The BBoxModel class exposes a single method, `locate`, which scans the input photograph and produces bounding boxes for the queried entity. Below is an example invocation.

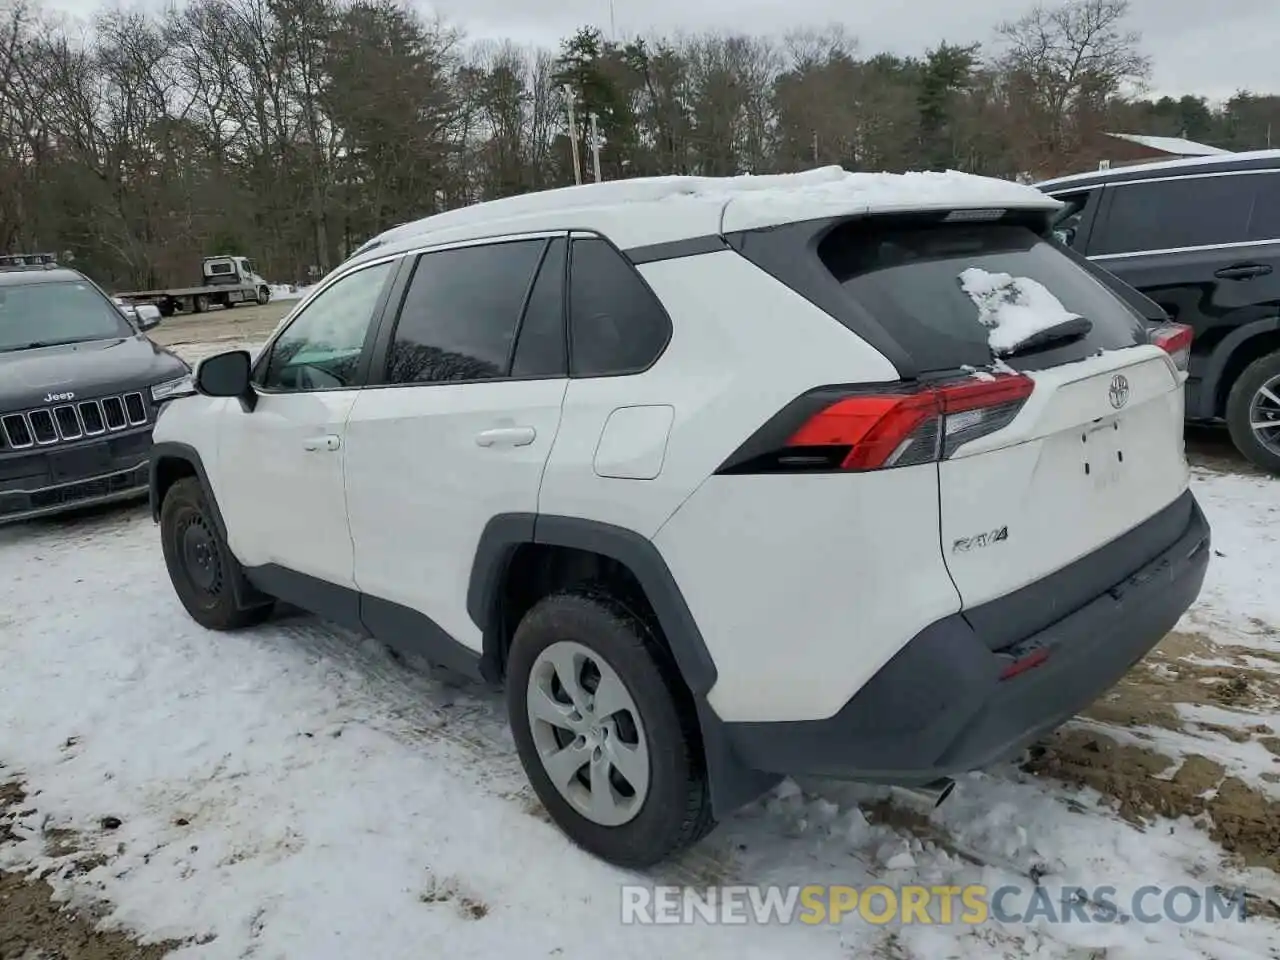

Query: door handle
[302,434,341,452]
[1214,263,1272,280]
[475,426,536,448]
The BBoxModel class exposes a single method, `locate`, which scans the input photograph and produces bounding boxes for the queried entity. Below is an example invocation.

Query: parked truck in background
[116,256,271,317]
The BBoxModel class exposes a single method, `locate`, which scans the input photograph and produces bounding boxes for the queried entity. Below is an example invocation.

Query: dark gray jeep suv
[0,254,192,523]
[1037,149,1280,471]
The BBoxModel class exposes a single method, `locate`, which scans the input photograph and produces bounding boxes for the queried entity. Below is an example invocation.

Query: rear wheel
[160,477,274,630]
[1226,352,1280,473]
[506,587,713,867]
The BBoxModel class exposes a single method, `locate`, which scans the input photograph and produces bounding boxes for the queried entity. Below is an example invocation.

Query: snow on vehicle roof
[352,166,1060,261]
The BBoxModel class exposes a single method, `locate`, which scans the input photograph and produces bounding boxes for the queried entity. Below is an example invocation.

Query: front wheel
[1226,352,1280,473]
[506,587,713,868]
[257,285,270,305]
[160,477,274,630]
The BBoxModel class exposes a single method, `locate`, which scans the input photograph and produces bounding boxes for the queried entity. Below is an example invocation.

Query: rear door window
[819,221,1147,373]
[1090,175,1255,255]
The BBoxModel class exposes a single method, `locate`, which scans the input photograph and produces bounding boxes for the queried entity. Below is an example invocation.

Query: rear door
[817,218,1188,612]
[343,234,569,653]
[1080,170,1280,416]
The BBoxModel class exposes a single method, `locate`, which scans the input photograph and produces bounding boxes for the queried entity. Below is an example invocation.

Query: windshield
[0,280,133,352]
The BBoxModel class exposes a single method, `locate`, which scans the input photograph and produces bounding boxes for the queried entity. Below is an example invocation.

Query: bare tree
[996,0,1150,168]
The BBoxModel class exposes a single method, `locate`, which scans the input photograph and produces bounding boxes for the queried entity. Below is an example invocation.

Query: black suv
[1037,149,1280,470]
[0,254,192,523]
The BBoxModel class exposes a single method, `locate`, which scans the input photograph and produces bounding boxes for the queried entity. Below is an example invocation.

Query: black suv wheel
[1226,352,1280,472]
[160,477,274,629]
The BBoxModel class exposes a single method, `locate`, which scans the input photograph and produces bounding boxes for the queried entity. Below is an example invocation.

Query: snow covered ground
[0,434,1277,957]
[268,284,309,301]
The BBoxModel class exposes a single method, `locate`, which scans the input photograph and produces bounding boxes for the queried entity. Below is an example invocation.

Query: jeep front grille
[1,391,149,449]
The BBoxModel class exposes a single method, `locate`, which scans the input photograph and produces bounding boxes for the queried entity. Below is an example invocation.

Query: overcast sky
[47,0,1279,104]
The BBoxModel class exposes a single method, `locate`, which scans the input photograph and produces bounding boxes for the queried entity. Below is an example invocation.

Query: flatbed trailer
[117,255,271,317]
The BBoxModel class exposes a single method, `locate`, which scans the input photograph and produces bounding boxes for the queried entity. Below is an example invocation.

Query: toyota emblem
[1108,374,1130,409]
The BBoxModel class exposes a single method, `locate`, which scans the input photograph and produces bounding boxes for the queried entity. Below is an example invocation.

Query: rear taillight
[719,373,1034,474]
[1150,322,1193,372]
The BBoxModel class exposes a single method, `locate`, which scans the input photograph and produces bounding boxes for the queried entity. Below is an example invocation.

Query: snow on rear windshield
[958,267,1082,355]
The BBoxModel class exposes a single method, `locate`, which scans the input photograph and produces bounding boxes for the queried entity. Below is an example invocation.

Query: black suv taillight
[717,373,1034,474]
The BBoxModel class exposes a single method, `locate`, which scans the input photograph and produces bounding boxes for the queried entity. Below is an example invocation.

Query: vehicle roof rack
[0,252,59,271]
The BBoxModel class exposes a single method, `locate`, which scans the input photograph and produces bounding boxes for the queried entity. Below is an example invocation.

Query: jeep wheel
[160,477,274,630]
[1226,352,1280,473]
[506,588,713,868]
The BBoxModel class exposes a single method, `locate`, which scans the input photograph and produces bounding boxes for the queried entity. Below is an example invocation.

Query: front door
[215,258,398,596]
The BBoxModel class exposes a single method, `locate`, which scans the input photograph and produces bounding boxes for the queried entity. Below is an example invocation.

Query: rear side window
[820,222,1146,372]
[386,239,544,384]
[1246,172,1280,242]
[568,237,670,376]
[1090,175,1254,255]
[1049,191,1093,249]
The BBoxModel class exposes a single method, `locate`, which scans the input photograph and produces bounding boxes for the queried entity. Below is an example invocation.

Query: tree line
[0,0,1276,290]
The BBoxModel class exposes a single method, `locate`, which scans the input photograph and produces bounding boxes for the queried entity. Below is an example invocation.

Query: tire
[1225,351,1280,473]
[257,286,270,305]
[193,294,209,314]
[159,477,274,630]
[506,586,714,868]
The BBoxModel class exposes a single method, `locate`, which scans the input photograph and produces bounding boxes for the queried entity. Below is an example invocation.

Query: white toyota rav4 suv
[150,167,1210,868]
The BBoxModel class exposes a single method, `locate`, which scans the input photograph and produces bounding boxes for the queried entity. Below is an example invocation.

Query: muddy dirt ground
[0,782,179,960]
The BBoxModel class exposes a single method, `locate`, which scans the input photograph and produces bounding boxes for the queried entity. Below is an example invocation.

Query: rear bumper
[724,490,1210,784]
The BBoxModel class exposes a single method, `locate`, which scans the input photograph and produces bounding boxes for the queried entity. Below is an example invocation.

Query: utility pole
[589,113,603,182]
[812,131,819,165]
[564,85,582,185]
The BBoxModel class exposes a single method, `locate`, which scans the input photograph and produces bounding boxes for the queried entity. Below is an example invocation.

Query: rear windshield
[818,222,1146,372]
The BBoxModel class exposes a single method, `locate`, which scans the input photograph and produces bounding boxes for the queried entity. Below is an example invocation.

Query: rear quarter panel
[536,249,901,536]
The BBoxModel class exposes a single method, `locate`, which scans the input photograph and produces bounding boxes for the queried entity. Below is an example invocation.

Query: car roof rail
[0,252,59,271]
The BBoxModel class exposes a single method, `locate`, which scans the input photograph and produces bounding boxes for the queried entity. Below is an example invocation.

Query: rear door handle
[302,434,341,452]
[475,426,536,448]
[1214,263,1272,280]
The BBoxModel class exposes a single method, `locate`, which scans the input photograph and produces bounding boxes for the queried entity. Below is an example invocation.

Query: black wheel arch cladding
[150,441,272,610]
[468,513,781,816]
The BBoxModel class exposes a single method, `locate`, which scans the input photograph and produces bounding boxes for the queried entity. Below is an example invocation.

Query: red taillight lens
[1151,322,1193,372]
[783,373,1034,471]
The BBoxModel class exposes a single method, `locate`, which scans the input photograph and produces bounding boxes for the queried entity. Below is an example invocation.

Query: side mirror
[195,349,257,411]
[134,303,162,330]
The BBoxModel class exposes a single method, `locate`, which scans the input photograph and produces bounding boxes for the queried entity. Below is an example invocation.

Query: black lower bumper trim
[0,462,150,521]
[724,490,1211,785]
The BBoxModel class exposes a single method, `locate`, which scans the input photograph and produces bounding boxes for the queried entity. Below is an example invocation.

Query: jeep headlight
[151,374,194,402]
